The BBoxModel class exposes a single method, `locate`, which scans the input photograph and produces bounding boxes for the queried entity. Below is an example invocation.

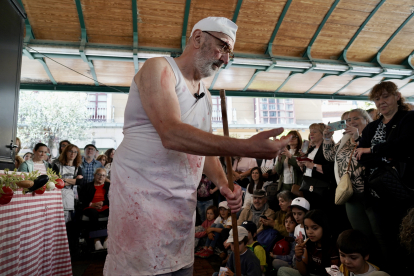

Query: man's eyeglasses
[203,31,234,59]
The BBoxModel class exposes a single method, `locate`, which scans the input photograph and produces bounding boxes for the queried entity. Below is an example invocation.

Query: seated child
[195,205,219,248]
[270,212,297,272]
[278,210,340,276]
[213,226,262,276]
[196,201,232,258]
[241,221,267,274]
[290,197,310,240]
[337,229,379,276]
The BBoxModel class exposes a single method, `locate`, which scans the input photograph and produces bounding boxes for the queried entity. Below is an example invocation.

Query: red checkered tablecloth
[0,189,72,276]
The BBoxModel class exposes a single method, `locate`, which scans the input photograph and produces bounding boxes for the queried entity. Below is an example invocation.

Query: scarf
[251,203,268,225]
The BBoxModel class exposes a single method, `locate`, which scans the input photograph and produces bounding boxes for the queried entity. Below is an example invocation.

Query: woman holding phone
[323,109,372,236]
[274,130,303,196]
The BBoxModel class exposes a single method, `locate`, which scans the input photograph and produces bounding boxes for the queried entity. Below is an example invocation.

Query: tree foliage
[17,91,91,149]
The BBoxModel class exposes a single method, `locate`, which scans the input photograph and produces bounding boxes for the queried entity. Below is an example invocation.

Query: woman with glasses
[52,144,84,223]
[323,109,372,228]
[274,130,303,195]
[80,168,110,251]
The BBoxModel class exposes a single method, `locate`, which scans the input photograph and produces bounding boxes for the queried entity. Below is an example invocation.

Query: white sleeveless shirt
[104,57,212,275]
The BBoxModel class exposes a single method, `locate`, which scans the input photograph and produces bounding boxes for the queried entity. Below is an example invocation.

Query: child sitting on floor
[196,201,232,258]
[278,210,340,276]
[241,221,267,274]
[290,197,310,240]
[195,205,218,248]
[213,226,262,276]
[337,229,379,276]
[270,212,297,272]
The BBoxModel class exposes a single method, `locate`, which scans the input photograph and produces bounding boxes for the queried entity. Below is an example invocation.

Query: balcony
[88,106,107,122]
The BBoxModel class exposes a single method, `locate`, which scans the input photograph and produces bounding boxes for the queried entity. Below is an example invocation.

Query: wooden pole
[219,89,241,276]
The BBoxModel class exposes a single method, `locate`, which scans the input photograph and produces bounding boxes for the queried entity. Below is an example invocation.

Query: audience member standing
[52,144,84,223]
[19,143,51,174]
[323,109,376,252]
[274,130,303,193]
[104,148,115,180]
[355,81,414,274]
[81,144,104,183]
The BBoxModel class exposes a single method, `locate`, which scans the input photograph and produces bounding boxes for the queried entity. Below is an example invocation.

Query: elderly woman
[354,81,413,274]
[298,123,334,210]
[323,109,372,235]
[80,168,110,251]
[261,190,295,237]
[19,143,51,174]
[52,144,84,223]
[274,130,303,194]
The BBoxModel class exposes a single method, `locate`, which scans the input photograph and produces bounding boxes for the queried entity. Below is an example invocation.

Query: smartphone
[260,215,268,220]
[297,156,313,162]
[328,120,347,132]
[301,140,310,154]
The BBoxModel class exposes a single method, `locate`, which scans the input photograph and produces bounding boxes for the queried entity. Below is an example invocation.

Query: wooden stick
[219,89,241,276]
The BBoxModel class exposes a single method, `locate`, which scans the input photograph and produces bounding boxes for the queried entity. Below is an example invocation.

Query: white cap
[291,197,310,211]
[227,226,248,243]
[219,201,229,210]
[190,17,238,42]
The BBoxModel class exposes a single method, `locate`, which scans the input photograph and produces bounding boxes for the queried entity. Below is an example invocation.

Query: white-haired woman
[323,108,372,234]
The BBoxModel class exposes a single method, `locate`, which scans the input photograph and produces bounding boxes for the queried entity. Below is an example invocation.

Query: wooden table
[0,187,72,276]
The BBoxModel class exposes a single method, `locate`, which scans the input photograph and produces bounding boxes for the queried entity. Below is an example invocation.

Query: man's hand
[220,184,242,213]
[247,128,292,159]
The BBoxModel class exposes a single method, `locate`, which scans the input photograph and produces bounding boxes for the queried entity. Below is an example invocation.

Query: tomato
[55,179,64,189]
[0,187,13,204]
[34,185,46,195]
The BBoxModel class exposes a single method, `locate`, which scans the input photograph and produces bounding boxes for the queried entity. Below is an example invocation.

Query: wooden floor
[72,253,216,276]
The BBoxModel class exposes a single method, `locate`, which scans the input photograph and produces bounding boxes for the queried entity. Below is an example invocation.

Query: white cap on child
[291,197,310,211]
[227,226,248,243]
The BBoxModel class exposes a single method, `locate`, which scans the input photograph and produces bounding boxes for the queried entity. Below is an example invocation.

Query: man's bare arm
[137,58,291,159]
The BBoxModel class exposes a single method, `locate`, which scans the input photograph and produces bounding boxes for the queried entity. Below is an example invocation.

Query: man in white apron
[104,17,291,276]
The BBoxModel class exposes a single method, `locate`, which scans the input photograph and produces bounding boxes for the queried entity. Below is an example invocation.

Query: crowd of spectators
[10,81,414,275]
[195,82,414,276]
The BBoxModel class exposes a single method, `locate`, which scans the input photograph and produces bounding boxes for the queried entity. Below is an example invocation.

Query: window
[211,96,222,122]
[88,93,107,121]
[257,97,295,124]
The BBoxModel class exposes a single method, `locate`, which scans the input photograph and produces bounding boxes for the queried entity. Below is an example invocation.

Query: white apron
[104,57,212,275]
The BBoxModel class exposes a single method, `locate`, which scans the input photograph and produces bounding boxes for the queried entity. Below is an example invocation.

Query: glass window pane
[277,99,284,104]
[268,99,275,103]
[278,104,284,109]
[263,118,269,124]
[261,104,268,109]
[288,111,294,117]
[269,111,276,117]
[88,94,96,101]
[280,111,286,117]
[280,118,286,124]
[261,98,268,102]
[285,99,293,103]
[270,118,277,124]
[287,104,293,110]
[262,111,268,116]
[269,104,276,110]
[289,118,295,124]
[98,94,107,101]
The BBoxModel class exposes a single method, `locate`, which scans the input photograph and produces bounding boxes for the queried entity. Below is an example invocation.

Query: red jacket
[195,219,215,239]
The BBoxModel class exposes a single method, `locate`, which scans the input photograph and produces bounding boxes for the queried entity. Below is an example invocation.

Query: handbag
[300,176,329,197]
[291,184,303,197]
[335,145,356,205]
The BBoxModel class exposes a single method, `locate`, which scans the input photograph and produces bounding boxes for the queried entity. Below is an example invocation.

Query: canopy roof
[17,0,414,100]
